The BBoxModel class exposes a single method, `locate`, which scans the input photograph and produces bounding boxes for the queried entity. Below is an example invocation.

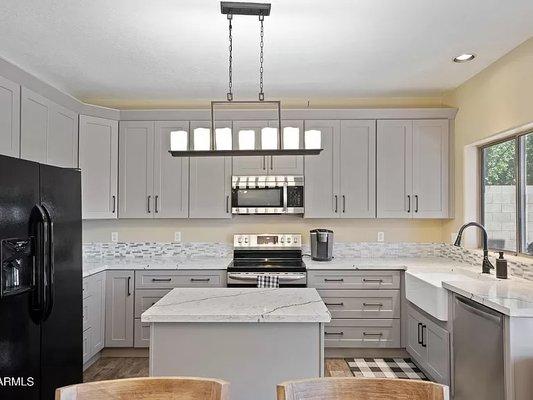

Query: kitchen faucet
[453,222,495,274]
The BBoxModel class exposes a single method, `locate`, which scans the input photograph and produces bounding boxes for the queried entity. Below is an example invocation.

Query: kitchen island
[141,288,331,400]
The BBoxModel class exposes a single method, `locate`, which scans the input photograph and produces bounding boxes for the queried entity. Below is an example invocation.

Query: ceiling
[1,0,532,108]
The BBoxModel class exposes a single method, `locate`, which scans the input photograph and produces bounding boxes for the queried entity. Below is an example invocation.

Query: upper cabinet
[79,116,118,219]
[189,121,232,219]
[20,87,78,168]
[304,120,376,219]
[232,120,304,176]
[377,119,449,219]
[119,121,189,219]
[0,75,20,158]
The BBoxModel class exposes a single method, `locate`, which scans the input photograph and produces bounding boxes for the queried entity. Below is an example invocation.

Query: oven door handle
[227,273,306,282]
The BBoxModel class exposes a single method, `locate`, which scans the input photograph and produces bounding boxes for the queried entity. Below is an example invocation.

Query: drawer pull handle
[324,278,344,282]
[325,331,344,336]
[152,278,172,282]
[190,278,211,282]
[363,302,383,307]
[362,278,384,283]
[325,302,344,307]
[363,332,383,337]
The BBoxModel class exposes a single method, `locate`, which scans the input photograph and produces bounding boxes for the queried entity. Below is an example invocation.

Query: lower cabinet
[324,319,400,348]
[105,270,135,347]
[406,304,450,385]
[82,272,106,366]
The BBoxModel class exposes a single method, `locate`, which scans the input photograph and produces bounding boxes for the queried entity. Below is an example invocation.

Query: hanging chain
[227,14,233,101]
[258,15,264,101]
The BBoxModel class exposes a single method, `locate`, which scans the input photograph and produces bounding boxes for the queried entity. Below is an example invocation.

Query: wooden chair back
[277,377,448,400]
[56,377,229,400]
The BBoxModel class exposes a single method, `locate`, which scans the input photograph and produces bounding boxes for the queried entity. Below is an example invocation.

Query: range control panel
[233,234,301,248]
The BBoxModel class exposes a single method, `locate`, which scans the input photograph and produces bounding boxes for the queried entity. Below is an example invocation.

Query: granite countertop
[303,256,477,270]
[140,288,331,323]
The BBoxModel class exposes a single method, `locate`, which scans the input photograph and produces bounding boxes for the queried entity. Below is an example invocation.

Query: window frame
[479,131,533,256]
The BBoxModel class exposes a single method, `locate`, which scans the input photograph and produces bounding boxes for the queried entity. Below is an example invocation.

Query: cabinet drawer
[324,319,401,348]
[135,289,171,318]
[318,289,400,319]
[309,270,400,289]
[134,318,150,348]
[83,279,90,299]
[82,300,90,331]
[135,270,224,289]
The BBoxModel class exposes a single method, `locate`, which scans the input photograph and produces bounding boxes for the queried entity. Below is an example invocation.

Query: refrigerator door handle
[29,204,50,323]
[41,204,54,321]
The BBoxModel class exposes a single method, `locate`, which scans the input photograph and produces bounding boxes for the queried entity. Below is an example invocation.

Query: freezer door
[39,164,83,399]
[0,155,40,400]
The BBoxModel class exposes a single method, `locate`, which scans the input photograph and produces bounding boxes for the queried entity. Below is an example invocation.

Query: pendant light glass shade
[170,130,188,151]
[238,129,256,150]
[215,127,232,150]
[193,128,211,150]
[283,127,300,150]
[261,127,278,150]
[305,129,321,150]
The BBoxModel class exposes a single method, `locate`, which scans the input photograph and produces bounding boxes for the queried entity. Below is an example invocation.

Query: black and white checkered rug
[346,358,429,380]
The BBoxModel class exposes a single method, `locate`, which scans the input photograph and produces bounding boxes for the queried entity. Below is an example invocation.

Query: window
[481,132,533,254]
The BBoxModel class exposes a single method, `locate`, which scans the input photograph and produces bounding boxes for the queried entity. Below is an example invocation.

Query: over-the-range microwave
[231,175,304,215]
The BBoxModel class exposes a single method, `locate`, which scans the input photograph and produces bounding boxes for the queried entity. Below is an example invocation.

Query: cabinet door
[20,87,49,163]
[304,120,340,218]
[189,121,232,219]
[406,309,427,364]
[48,103,78,168]
[232,120,268,175]
[89,273,106,355]
[339,120,376,218]
[412,119,449,218]
[119,121,154,218]
[269,120,304,175]
[153,121,189,218]
[79,116,118,219]
[377,120,413,218]
[425,319,450,385]
[0,75,20,157]
[82,328,92,364]
[105,271,134,347]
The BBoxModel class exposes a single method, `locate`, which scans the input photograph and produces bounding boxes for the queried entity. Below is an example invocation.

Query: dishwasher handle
[455,295,503,324]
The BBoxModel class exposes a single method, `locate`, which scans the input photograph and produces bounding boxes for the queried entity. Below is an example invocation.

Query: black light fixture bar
[220,2,271,16]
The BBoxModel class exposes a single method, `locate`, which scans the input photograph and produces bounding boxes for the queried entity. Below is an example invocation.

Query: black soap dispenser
[496,252,508,279]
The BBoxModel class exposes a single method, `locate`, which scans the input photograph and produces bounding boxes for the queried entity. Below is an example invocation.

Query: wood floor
[83,357,353,382]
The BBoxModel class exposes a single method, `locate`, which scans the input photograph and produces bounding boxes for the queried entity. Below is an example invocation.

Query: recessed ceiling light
[453,54,475,63]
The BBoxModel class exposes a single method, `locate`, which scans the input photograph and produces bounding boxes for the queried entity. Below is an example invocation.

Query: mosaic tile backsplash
[83,241,533,281]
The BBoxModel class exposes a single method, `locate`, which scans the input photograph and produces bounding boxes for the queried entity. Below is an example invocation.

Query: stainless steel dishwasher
[453,295,505,400]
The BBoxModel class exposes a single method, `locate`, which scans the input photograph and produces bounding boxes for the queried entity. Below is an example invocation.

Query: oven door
[227,272,307,287]
[231,187,284,214]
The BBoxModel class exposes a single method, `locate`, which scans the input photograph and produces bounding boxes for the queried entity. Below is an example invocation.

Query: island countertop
[141,287,331,323]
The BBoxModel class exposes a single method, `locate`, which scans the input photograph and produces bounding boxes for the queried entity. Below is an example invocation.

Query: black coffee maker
[310,229,334,261]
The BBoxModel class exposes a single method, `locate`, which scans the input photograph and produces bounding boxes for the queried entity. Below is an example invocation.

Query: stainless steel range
[227,234,307,287]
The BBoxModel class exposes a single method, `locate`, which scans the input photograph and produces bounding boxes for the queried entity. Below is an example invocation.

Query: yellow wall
[443,37,533,240]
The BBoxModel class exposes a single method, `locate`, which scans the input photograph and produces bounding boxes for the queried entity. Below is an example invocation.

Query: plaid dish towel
[257,274,279,288]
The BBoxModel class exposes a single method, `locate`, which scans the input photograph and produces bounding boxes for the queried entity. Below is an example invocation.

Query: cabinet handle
[421,324,427,347]
[334,195,338,213]
[415,195,419,213]
[112,195,116,214]
[325,331,344,336]
[152,278,172,282]
[262,156,266,170]
[417,322,422,344]
[363,332,383,337]
[363,302,383,307]
[324,278,344,282]
[127,276,131,296]
[270,156,273,170]
[147,195,151,213]
[362,278,383,283]
[342,195,346,213]
[226,195,230,213]
[155,195,159,213]
[407,195,411,213]
[190,278,211,282]
[325,302,344,307]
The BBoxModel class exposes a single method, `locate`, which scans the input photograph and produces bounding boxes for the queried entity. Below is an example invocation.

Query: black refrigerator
[0,155,82,400]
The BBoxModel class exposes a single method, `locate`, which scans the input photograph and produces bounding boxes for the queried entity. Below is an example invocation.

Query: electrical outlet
[111,232,118,243]
[174,232,181,243]
[377,232,385,242]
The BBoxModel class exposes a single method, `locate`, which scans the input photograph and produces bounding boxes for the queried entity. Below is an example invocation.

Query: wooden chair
[55,377,229,400]
[277,377,448,400]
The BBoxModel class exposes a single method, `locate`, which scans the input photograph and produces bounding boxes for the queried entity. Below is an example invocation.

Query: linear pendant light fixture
[170,1,323,157]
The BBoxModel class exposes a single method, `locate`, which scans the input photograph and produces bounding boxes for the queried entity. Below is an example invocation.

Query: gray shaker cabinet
[189,121,232,219]
[82,271,106,367]
[105,270,134,347]
[79,116,119,219]
[48,103,78,168]
[0,75,20,157]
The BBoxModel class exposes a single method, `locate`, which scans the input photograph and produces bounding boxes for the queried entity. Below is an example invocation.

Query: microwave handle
[283,183,288,213]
